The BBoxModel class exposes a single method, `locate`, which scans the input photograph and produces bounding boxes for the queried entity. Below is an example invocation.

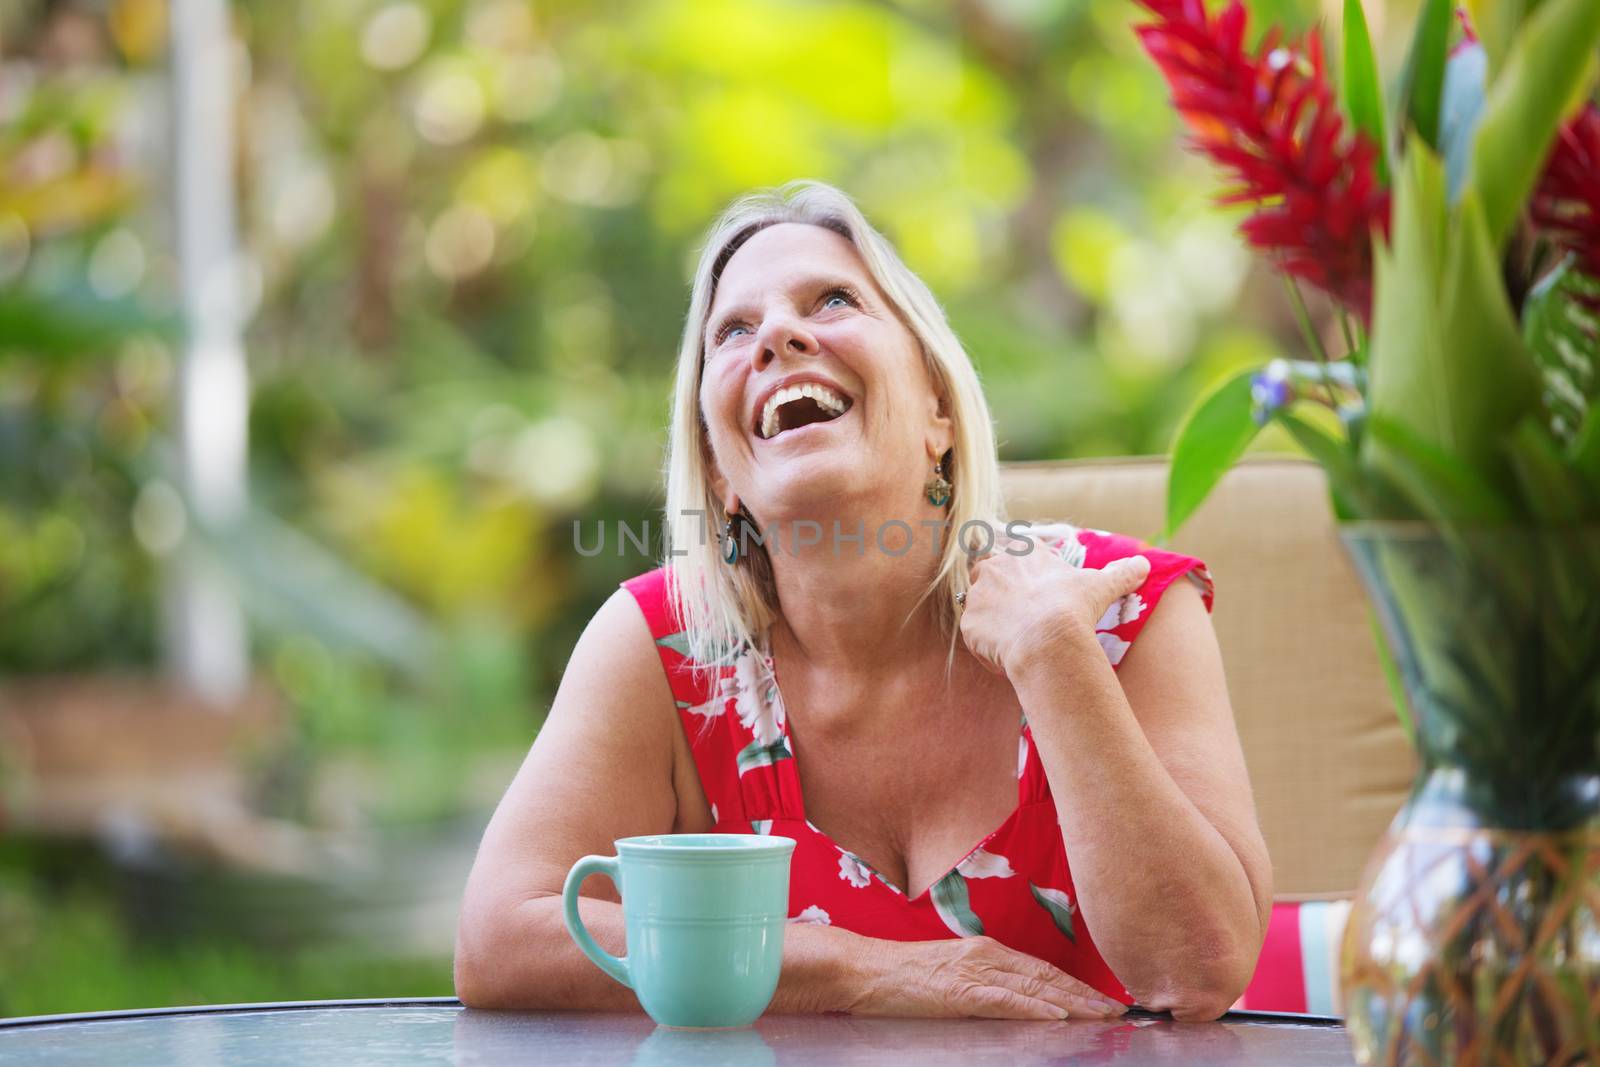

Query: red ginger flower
[1531,103,1600,284]
[1134,0,1391,326]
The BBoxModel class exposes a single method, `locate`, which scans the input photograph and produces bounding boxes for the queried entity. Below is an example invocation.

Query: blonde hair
[660,179,1008,677]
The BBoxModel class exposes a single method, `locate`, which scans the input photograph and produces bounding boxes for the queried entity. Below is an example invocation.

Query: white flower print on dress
[1025,524,1087,569]
[790,905,831,925]
[732,643,785,746]
[684,673,737,721]
[1095,592,1145,632]
[956,848,1016,880]
[1097,630,1132,666]
[1029,882,1079,943]
[711,803,719,824]
[837,849,873,889]
[1055,535,1088,569]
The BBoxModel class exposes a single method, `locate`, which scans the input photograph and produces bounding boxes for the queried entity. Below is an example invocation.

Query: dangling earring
[924,457,952,507]
[722,508,742,564]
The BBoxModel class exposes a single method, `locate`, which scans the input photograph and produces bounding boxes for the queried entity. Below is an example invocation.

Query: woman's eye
[713,288,856,347]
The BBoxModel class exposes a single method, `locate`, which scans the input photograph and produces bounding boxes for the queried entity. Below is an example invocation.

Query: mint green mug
[562,833,797,1029]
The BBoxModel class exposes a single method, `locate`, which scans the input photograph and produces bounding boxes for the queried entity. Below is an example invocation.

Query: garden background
[1,0,1388,1016]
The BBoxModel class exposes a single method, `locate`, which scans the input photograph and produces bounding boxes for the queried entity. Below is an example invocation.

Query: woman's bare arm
[454,586,670,1008]
[453,586,1126,1020]
[452,587,867,1012]
[1007,581,1272,1021]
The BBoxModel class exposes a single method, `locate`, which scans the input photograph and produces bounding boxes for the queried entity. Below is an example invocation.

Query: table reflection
[448,1007,1344,1067]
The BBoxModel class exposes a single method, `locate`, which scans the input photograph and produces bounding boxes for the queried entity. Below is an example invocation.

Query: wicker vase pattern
[1337,525,1600,1066]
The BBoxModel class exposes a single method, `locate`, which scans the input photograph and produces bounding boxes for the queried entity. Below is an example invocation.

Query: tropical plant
[1149,0,1600,536]
[1142,4,1600,1059]
[1144,0,1600,784]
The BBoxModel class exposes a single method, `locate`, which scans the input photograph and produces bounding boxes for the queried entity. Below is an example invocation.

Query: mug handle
[561,854,631,989]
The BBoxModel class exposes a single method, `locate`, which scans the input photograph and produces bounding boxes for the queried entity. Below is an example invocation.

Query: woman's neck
[759,511,952,675]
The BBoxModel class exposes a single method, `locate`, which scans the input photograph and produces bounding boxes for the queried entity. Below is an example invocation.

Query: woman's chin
[747,456,861,513]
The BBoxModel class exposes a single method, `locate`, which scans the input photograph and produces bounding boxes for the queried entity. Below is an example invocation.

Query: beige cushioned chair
[1000,454,1416,903]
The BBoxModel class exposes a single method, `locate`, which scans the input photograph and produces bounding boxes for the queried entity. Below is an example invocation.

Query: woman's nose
[750,313,817,367]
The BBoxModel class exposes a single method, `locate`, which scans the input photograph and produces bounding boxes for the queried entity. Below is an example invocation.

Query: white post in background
[166,0,250,703]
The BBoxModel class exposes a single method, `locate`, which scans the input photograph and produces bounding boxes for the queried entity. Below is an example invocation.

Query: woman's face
[699,222,951,523]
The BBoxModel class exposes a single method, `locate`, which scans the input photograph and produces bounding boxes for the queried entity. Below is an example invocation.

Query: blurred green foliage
[0,0,1347,1015]
[0,839,453,1017]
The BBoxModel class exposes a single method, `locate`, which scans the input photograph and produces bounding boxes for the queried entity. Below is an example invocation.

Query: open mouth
[754,382,854,441]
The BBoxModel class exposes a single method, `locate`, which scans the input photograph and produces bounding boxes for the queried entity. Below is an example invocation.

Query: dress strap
[619,567,802,828]
[619,567,706,707]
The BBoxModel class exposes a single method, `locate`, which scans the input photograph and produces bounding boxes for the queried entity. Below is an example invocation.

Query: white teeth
[757,382,848,439]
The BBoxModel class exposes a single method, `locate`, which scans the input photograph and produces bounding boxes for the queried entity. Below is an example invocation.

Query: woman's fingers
[952,938,1127,1020]
[958,984,1071,1021]
[987,969,1125,1019]
[994,950,1128,1017]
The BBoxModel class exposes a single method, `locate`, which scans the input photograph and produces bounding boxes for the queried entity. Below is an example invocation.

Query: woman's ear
[925,381,955,460]
[700,427,733,511]
[708,472,738,516]
[705,467,738,518]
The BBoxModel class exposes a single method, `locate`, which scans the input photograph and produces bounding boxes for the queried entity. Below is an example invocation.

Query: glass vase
[1337,523,1600,1066]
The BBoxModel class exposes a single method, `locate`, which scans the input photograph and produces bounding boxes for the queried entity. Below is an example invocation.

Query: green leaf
[1274,409,1372,520]
[0,284,168,362]
[735,738,792,775]
[1522,257,1600,444]
[1364,413,1517,523]
[655,631,692,657]
[1365,144,1541,502]
[1471,0,1600,250]
[1397,0,1453,149]
[1163,366,1264,540]
[1470,0,1533,76]
[1434,187,1544,464]
[1028,882,1077,944]
[929,870,984,938]
[1573,411,1600,496]
[1438,42,1489,202]
[1505,415,1595,521]
[1342,0,1390,183]
[1502,418,1600,662]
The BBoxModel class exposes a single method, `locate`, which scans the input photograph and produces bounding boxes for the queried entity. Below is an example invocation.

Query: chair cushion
[1231,898,1353,1016]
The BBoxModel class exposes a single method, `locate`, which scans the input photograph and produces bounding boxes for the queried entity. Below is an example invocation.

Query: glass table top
[0,999,1357,1066]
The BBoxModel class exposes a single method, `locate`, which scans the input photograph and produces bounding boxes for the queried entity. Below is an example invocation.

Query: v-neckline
[759,630,1031,902]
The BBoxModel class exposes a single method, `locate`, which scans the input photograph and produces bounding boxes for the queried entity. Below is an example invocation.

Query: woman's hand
[846,935,1129,1020]
[959,532,1151,678]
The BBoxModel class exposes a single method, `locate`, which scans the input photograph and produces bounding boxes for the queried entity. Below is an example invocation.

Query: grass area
[0,839,456,1019]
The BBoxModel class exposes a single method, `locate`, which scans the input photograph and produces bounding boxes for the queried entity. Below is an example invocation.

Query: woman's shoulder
[1019,521,1211,599]
[583,576,677,675]
[620,565,676,636]
[1014,521,1215,663]
[619,565,699,655]
[617,565,717,701]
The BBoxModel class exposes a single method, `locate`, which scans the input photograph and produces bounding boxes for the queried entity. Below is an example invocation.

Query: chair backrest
[1000,454,1416,898]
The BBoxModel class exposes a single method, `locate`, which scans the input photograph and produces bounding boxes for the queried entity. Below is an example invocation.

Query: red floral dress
[621,525,1214,1006]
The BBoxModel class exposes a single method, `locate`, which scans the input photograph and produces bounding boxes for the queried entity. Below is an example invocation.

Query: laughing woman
[454,180,1272,1022]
